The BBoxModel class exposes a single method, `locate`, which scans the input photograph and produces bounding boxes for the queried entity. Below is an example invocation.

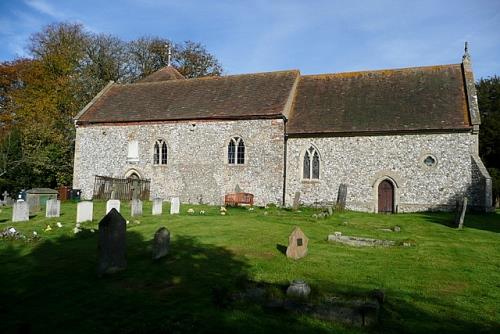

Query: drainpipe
[282,117,288,207]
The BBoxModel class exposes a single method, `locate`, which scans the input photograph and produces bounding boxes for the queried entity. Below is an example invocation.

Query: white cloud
[24,0,67,20]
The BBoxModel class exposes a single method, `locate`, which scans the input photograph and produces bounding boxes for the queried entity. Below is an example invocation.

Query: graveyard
[0,200,499,333]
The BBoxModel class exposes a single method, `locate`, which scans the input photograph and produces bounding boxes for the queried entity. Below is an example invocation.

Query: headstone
[292,192,301,210]
[27,195,40,215]
[106,199,121,214]
[45,199,61,218]
[336,184,348,210]
[152,198,163,215]
[97,208,127,276]
[152,227,170,260]
[454,197,468,229]
[110,190,117,200]
[286,280,311,299]
[76,201,93,223]
[170,197,180,214]
[12,200,29,222]
[235,184,242,193]
[130,199,142,216]
[286,227,309,260]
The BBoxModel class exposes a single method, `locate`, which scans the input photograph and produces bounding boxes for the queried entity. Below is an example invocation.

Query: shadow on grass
[418,211,500,233]
[276,244,287,255]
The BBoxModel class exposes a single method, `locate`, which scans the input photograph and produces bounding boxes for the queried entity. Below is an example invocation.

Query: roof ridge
[302,63,462,79]
[121,69,301,87]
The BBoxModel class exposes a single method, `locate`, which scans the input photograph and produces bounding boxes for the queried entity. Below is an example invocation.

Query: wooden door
[378,180,394,213]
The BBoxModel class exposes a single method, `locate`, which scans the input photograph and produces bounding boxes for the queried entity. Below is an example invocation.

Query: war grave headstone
[170,197,180,214]
[45,199,61,218]
[152,198,163,215]
[131,199,143,216]
[77,201,93,223]
[106,199,121,214]
[152,227,170,260]
[97,208,127,276]
[286,227,309,260]
[12,200,29,222]
[292,192,301,210]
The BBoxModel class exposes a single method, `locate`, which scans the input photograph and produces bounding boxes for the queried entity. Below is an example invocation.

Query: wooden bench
[224,192,254,206]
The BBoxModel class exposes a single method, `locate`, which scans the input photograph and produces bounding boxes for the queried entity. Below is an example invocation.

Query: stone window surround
[226,135,247,166]
[371,172,402,213]
[152,139,169,166]
[418,152,439,169]
[300,144,321,183]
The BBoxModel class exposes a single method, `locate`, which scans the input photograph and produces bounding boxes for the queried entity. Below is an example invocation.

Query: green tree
[476,76,500,206]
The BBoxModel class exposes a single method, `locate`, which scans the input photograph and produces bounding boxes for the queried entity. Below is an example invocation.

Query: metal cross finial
[166,43,172,66]
[463,41,471,62]
[464,41,468,54]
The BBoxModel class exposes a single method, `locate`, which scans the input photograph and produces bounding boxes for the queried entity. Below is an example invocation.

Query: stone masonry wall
[286,132,481,212]
[73,119,285,205]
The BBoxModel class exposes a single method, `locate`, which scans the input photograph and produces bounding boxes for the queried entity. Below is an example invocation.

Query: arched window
[303,146,320,179]
[228,137,245,165]
[153,140,167,165]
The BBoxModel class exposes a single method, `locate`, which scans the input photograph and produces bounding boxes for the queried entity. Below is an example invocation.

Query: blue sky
[1,0,499,79]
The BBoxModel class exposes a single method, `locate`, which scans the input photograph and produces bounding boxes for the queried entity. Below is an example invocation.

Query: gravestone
[152,227,170,260]
[286,280,311,299]
[336,184,348,211]
[27,195,40,215]
[12,200,29,222]
[235,184,242,193]
[45,199,61,218]
[292,192,301,210]
[77,201,93,223]
[131,199,142,216]
[106,199,121,214]
[454,197,468,229]
[170,197,180,214]
[286,227,309,260]
[152,198,163,215]
[97,208,127,276]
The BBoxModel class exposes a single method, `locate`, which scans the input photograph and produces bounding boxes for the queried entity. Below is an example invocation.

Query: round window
[423,155,437,167]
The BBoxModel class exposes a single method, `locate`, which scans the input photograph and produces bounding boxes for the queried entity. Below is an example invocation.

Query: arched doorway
[378,180,394,213]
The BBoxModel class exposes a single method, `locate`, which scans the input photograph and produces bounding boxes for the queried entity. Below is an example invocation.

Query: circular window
[423,155,437,168]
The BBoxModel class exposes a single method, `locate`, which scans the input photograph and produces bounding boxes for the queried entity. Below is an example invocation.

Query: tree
[174,41,223,78]
[476,76,500,207]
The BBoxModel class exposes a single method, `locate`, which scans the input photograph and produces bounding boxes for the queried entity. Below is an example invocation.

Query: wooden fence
[92,175,150,201]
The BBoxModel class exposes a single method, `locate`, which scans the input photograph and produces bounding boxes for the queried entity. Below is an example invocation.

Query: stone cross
[152,227,170,260]
[292,192,301,210]
[77,201,93,223]
[2,191,8,199]
[106,199,121,214]
[45,199,61,218]
[170,197,180,214]
[152,198,163,215]
[12,200,29,222]
[97,208,127,276]
[130,199,143,216]
[286,227,309,260]
[336,183,348,211]
[454,197,468,229]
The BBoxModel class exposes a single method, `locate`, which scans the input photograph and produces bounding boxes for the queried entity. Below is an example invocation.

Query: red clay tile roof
[77,70,299,123]
[138,66,185,82]
[287,64,471,135]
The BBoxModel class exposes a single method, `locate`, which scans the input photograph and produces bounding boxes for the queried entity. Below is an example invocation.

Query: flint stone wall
[73,119,285,206]
[286,132,490,212]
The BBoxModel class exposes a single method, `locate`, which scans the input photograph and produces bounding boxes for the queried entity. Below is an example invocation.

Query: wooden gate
[378,180,394,213]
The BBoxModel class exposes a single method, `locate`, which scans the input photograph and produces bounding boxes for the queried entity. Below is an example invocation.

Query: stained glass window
[424,156,436,167]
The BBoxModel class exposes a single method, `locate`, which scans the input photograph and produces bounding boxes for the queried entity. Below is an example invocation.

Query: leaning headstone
[97,208,127,276]
[292,192,301,210]
[286,227,309,260]
[152,227,170,260]
[106,199,121,214]
[130,199,143,216]
[170,197,180,214]
[12,200,29,222]
[45,199,61,218]
[336,183,348,211]
[152,198,163,215]
[286,280,311,299]
[77,201,93,223]
[454,197,468,229]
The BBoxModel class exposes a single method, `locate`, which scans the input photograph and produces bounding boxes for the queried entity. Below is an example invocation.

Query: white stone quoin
[106,199,121,214]
[170,197,180,214]
[76,201,93,223]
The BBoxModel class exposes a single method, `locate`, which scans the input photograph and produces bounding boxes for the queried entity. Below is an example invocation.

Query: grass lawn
[0,201,499,333]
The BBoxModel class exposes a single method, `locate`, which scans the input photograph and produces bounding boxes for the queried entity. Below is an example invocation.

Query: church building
[72,49,492,212]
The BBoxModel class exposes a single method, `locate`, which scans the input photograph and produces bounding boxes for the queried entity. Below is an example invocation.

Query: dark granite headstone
[336,184,348,211]
[97,208,127,276]
[152,227,170,260]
